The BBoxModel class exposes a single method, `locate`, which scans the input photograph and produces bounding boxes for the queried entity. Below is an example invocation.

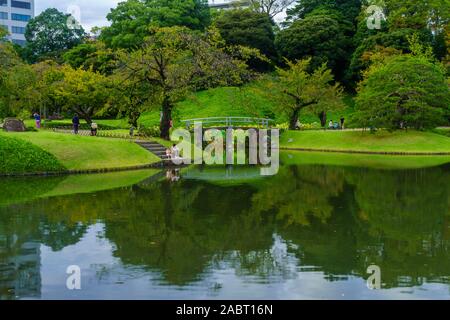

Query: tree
[214,9,277,70]
[354,53,450,130]
[266,58,343,129]
[0,41,27,118]
[62,41,117,75]
[55,66,111,124]
[101,0,211,49]
[24,8,86,62]
[285,0,362,24]
[248,0,297,18]
[346,0,448,87]
[276,9,353,82]
[117,26,257,139]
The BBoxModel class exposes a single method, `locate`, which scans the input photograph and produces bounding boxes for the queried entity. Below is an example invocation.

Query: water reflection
[0,159,449,299]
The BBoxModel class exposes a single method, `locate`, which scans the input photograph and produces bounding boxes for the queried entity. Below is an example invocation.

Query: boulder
[2,118,26,132]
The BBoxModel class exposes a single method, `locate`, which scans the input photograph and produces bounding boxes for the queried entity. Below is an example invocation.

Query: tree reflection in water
[0,162,449,298]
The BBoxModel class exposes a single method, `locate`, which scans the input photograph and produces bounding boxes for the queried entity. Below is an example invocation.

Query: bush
[354,55,450,130]
[138,126,161,137]
[0,135,65,174]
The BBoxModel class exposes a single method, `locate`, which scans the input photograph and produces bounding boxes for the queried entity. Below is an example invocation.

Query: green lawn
[280,130,450,154]
[0,134,65,174]
[24,118,130,130]
[280,151,450,169]
[0,131,160,171]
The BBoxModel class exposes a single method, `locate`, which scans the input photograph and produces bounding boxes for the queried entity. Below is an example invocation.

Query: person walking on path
[33,112,41,129]
[72,114,80,134]
[340,117,345,130]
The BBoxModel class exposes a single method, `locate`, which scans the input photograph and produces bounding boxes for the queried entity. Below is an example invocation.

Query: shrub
[0,135,65,174]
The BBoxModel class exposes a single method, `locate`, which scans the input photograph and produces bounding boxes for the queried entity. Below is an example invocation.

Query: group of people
[329,117,346,130]
[295,117,346,130]
[71,114,98,136]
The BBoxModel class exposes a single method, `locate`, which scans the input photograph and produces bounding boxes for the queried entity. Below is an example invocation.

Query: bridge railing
[181,117,274,130]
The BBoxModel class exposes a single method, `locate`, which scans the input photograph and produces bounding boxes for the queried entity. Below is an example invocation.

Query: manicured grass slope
[0,135,65,174]
[280,151,450,169]
[139,86,354,128]
[1,131,160,171]
[281,130,450,153]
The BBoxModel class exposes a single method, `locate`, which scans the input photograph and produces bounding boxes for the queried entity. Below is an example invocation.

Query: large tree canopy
[24,8,86,62]
[354,53,450,130]
[214,9,277,70]
[117,26,258,139]
[286,0,362,24]
[276,9,353,82]
[346,0,448,87]
[101,0,211,49]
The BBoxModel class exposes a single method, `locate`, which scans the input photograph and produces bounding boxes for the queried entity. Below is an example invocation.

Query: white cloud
[35,0,122,32]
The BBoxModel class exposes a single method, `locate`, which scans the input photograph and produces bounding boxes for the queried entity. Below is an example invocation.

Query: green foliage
[354,54,450,130]
[100,0,211,49]
[62,41,117,75]
[0,134,65,174]
[214,9,277,70]
[0,41,23,118]
[116,26,258,139]
[285,0,362,25]
[55,66,112,124]
[276,9,354,81]
[263,58,344,129]
[24,8,86,62]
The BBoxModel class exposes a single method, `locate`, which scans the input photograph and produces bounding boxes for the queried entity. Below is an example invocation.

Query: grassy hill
[0,134,65,174]
[0,131,160,172]
[138,86,355,128]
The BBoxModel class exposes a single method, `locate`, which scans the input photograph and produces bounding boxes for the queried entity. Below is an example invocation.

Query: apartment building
[0,0,35,46]
[208,0,250,10]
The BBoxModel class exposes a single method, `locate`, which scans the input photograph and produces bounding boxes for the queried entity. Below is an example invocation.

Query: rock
[2,118,26,132]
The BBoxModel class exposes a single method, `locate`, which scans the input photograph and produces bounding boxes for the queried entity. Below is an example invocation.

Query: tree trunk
[160,96,172,140]
[318,111,327,128]
[289,108,300,130]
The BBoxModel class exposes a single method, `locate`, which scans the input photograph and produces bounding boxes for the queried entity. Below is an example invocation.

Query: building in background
[0,0,35,46]
[208,0,250,10]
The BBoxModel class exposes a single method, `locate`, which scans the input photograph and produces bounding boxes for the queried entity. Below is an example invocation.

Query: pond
[0,152,449,300]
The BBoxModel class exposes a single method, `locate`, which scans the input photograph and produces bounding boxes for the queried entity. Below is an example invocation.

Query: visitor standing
[171,144,180,160]
[340,117,345,130]
[90,122,98,136]
[72,114,80,134]
[33,112,41,129]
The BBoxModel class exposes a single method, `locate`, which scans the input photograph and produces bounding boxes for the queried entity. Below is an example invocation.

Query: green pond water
[1,152,450,300]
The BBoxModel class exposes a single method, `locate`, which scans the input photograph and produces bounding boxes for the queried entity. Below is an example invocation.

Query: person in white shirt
[171,144,180,159]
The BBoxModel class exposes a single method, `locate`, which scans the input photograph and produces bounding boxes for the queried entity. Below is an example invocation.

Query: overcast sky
[36,1,122,32]
[35,1,286,33]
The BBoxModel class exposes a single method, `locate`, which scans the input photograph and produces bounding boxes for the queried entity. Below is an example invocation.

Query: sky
[36,0,122,32]
[35,1,287,33]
